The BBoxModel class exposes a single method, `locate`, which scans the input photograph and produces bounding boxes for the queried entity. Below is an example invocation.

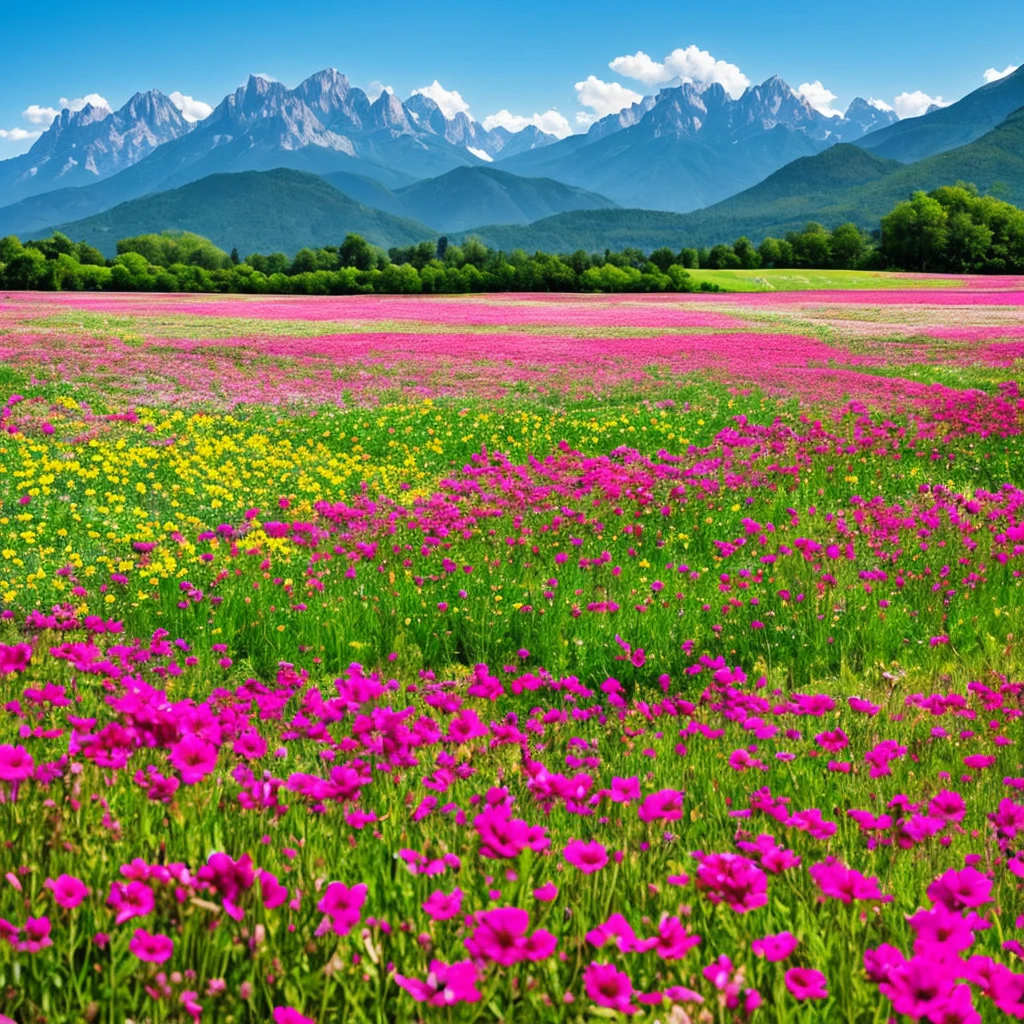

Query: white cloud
[410,80,471,119]
[893,90,949,119]
[58,93,111,113]
[466,146,493,162]
[168,91,213,123]
[21,104,59,126]
[482,108,573,139]
[984,63,1020,83]
[609,45,750,99]
[867,97,894,112]
[574,75,643,119]
[608,51,672,86]
[0,127,42,142]
[251,73,277,83]
[795,80,842,117]
[365,81,393,102]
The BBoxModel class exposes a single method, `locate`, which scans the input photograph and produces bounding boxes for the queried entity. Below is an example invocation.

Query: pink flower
[637,788,684,822]
[694,853,767,914]
[533,882,558,902]
[809,858,890,904]
[0,744,34,782]
[584,962,637,1015]
[317,882,366,935]
[927,867,992,911]
[653,916,700,961]
[18,916,52,953]
[879,957,955,1017]
[474,806,549,859]
[259,871,288,910]
[751,931,798,962]
[422,888,463,921]
[129,928,174,963]
[564,839,609,874]
[108,881,155,924]
[610,776,640,803]
[464,907,556,965]
[0,643,32,676]
[273,1009,316,1024]
[394,959,482,1006]
[44,874,89,909]
[169,735,218,785]
[785,967,828,1001]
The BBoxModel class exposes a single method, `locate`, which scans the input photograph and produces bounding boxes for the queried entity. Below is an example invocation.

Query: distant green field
[687,268,973,292]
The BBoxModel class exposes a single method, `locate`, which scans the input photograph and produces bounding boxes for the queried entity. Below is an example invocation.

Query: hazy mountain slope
[459,108,1024,250]
[858,65,1024,162]
[48,169,436,256]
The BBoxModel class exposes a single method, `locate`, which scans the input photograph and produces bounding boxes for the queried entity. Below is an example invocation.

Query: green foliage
[881,185,1024,272]
[116,231,231,270]
[6,182,1024,297]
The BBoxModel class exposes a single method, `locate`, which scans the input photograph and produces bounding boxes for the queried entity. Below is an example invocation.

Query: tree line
[1,184,1020,295]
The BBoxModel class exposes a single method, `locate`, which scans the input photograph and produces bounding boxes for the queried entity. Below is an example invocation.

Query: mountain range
[496,79,897,212]
[0,67,899,234]
[453,106,1024,252]
[1,63,1022,255]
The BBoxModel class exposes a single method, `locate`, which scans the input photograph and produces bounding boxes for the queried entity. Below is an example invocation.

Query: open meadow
[1,281,1024,1023]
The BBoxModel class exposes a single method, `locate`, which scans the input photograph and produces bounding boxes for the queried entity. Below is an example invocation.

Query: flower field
[1,283,1023,1023]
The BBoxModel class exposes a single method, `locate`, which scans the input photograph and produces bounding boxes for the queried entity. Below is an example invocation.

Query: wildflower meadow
[0,280,1023,1023]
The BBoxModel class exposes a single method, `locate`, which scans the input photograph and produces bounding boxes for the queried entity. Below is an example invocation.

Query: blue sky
[1,0,1021,153]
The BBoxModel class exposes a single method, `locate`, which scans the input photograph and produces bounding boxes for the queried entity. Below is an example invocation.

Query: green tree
[881,192,949,271]
[339,234,374,271]
[1,247,48,288]
[677,248,699,269]
[705,244,740,270]
[944,212,993,271]
[829,223,867,269]
[788,223,832,268]
[732,237,760,270]
[648,247,678,272]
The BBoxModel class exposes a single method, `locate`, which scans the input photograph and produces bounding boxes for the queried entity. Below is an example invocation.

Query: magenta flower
[108,881,155,924]
[394,959,482,1006]
[653,916,701,961]
[564,839,609,874]
[609,776,640,803]
[785,967,828,1001]
[317,881,366,935]
[694,853,768,914]
[878,957,955,1017]
[927,867,992,910]
[751,931,798,962]
[422,888,463,921]
[809,858,890,904]
[0,643,32,676]
[584,962,637,1015]
[474,806,549,859]
[637,788,684,822]
[129,928,174,963]
[18,916,52,953]
[464,907,556,965]
[259,871,288,910]
[0,744,34,782]
[272,1008,316,1024]
[533,882,558,901]
[44,874,89,909]
[169,735,218,785]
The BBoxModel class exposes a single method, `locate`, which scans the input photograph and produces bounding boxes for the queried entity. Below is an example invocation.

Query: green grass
[686,268,970,292]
